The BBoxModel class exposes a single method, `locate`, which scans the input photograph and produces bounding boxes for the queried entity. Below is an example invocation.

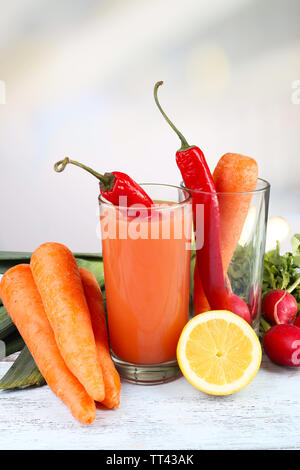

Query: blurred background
[0,0,299,252]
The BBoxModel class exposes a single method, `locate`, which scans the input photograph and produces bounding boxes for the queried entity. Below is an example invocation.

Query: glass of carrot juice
[99,184,192,384]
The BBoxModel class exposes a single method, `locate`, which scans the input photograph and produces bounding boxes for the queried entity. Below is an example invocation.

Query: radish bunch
[262,277,300,367]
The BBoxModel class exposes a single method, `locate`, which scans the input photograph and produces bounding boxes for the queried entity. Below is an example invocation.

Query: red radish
[231,294,251,324]
[262,290,298,325]
[294,316,300,328]
[225,275,251,324]
[263,324,300,367]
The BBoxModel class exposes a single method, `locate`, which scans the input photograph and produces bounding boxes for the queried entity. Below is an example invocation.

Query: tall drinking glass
[99,184,192,384]
[184,178,270,333]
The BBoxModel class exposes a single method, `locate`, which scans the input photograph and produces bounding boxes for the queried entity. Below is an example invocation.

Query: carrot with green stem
[79,267,121,409]
[30,242,105,402]
[0,264,96,424]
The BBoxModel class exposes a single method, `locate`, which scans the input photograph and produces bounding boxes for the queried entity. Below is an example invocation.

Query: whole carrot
[79,267,121,409]
[213,153,258,272]
[0,265,96,424]
[30,242,105,402]
[194,153,258,314]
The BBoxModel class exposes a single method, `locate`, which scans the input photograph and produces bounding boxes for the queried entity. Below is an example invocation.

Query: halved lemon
[177,310,262,395]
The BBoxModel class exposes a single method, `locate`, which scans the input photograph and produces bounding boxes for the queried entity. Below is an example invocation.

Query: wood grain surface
[0,355,299,450]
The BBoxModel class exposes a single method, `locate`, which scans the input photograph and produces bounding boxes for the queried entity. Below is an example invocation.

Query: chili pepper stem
[54,157,114,191]
[154,81,191,152]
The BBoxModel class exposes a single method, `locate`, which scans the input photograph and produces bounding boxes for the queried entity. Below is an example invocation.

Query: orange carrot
[213,153,258,272]
[30,242,105,402]
[0,264,96,424]
[194,153,258,314]
[79,267,121,409]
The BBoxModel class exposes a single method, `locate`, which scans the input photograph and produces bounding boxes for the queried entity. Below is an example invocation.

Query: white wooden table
[0,355,299,450]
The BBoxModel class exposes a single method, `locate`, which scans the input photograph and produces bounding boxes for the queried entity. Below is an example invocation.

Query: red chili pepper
[154,81,230,310]
[54,158,153,207]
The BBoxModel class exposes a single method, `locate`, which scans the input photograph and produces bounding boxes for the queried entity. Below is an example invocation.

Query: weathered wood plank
[0,356,299,450]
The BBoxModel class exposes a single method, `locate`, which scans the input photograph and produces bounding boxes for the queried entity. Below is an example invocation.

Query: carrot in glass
[79,267,121,409]
[30,242,105,402]
[0,264,96,424]
[194,153,258,314]
[213,153,258,272]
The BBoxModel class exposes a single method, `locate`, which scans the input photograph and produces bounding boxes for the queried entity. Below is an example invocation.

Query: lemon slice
[177,310,262,395]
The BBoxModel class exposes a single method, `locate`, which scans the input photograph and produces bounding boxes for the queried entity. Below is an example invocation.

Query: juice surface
[101,201,192,364]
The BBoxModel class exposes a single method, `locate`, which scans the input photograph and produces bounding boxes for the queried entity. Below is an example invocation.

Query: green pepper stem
[154,81,190,151]
[54,157,114,190]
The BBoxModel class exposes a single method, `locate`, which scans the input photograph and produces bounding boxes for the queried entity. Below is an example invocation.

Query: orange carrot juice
[100,185,192,366]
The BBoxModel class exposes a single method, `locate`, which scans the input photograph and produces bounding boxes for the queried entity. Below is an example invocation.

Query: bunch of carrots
[0,242,121,424]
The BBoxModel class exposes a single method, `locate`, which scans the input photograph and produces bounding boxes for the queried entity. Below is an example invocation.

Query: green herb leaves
[263,234,300,308]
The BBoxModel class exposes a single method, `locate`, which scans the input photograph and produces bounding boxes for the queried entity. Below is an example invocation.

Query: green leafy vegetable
[291,234,300,267]
[227,242,255,301]
[263,234,300,306]
[0,346,45,390]
[0,251,102,274]
[0,305,16,340]
[3,331,25,357]
[76,258,105,289]
[260,234,300,336]
[226,234,300,337]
